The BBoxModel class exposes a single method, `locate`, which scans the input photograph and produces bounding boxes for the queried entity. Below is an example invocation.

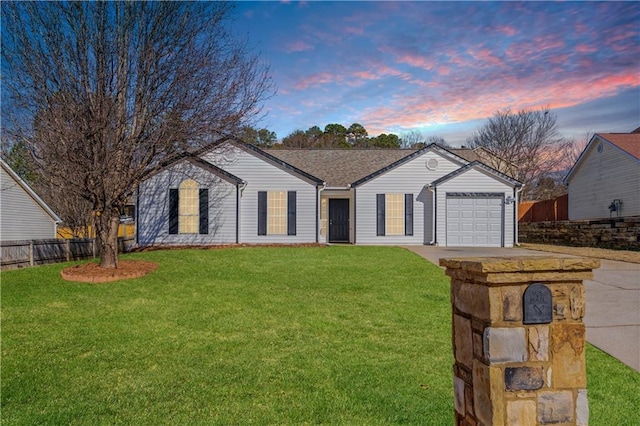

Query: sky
[234,1,640,146]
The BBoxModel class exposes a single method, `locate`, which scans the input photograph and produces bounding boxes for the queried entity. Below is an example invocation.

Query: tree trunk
[94,211,120,269]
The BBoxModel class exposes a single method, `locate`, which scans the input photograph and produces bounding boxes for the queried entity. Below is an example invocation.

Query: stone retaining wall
[519,216,640,250]
[441,256,599,426]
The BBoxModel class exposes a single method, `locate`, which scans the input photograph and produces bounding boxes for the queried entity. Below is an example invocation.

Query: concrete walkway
[403,245,640,372]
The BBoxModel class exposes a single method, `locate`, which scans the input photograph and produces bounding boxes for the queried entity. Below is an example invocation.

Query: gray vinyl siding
[1,166,58,241]
[435,168,515,247]
[202,145,318,243]
[137,161,237,246]
[567,139,640,220]
[355,151,463,245]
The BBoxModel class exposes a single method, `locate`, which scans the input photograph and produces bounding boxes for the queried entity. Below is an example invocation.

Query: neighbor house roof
[597,133,640,160]
[563,132,640,184]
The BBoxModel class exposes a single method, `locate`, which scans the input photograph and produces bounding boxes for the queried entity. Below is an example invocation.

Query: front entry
[328,199,350,243]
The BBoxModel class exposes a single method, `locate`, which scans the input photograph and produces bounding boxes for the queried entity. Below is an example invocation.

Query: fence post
[92,239,96,259]
[29,241,34,266]
[66,239,71,262]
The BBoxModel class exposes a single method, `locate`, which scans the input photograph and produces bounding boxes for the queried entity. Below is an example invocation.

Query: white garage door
[446,195,503,247]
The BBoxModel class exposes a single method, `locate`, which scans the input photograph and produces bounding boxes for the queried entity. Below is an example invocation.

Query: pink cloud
[437,66,451,76]
[285,41,314,53]
[396,53,435,71]
[357,70,639,136]
[533,35,565,51]
[345,27,365,36]
[494,25,518,36]
[575,44,597,54]
[351,63,412,82]
[293,72,340,90]
[467,47,503,68]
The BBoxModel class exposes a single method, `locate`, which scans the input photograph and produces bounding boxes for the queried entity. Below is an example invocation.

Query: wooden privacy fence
[1,237,135,270]
[519,194,568,223]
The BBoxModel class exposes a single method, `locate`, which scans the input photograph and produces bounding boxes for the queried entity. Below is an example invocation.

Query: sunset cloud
[235,1,639,142]
[284,40,314,53]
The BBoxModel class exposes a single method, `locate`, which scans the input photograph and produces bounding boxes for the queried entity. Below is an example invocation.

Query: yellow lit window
[386,193,404,235]
[179,179,199,234]
[268,191,287,235]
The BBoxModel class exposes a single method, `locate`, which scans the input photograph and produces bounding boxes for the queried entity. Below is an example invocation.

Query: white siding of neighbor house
[1,165,58,241]
[355,150,465,245]
[137,161,238,246]
[567,139,640,220]
[202,144,318,243]
[434,168,516,247]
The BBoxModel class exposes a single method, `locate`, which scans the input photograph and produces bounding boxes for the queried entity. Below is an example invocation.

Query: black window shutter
[287,191,297,236]
[258,191,267,236]
[376,194,385,236]
[199,188,209,234]
[405,193,414,236]
[169,189,179,234]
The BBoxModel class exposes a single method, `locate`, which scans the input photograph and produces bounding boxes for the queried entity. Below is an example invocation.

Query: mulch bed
[61,260,159,283]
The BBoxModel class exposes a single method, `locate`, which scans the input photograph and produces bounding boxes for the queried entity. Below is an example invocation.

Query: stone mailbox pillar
[440,257,599,426]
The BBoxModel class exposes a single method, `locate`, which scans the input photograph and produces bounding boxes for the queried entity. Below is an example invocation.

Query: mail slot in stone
[523,283,552,324]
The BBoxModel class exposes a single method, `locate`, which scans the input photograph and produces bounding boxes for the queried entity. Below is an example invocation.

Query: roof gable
[144,154,245,185]
[430,161,522,188]
[564,133,640,183]
[0,159,61,222]
[597,133,640,160]
[351,144,471,187]
[207,139,325,185]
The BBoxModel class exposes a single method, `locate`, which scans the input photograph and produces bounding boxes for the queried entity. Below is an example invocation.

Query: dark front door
[329,199,350,243]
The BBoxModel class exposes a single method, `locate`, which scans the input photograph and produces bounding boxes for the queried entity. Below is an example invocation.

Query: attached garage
[430,161,522,248]
[446,193,503,247]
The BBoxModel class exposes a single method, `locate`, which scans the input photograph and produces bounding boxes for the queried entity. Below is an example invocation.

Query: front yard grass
[1,246,638,425]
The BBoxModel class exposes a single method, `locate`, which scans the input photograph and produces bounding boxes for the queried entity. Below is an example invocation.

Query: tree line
[240,123,449,149]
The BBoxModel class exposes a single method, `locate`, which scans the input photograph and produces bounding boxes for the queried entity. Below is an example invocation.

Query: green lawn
[1,246,638,425]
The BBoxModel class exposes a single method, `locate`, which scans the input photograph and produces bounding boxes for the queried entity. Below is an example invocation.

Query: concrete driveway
[403,245,640,372]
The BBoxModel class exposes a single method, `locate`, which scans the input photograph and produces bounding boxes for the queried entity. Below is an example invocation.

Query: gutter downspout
[350,184,356,244]
[514,185,524,246]
[236,181,247,244]
[426,184,436,245]
[135,187,140,247]
[317,183,326,243]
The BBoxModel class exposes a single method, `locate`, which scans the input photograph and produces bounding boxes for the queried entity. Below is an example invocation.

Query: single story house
[564,132,640,220]
[1,159,61,241]
[137,139,522,247]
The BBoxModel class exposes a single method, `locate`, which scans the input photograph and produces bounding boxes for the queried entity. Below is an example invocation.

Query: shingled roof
[597,133,640,160]
[266,149,419,187]
[265,145,501,187]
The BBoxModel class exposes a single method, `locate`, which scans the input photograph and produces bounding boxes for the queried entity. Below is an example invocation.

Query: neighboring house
[0,159,61,241]
[564,132,640,220]
[137,139,523,248]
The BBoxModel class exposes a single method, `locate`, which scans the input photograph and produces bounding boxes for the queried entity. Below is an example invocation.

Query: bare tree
[1,2,273,268]
[563,130,593,171]
[467,107,571,200]
[400,130,423,148]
